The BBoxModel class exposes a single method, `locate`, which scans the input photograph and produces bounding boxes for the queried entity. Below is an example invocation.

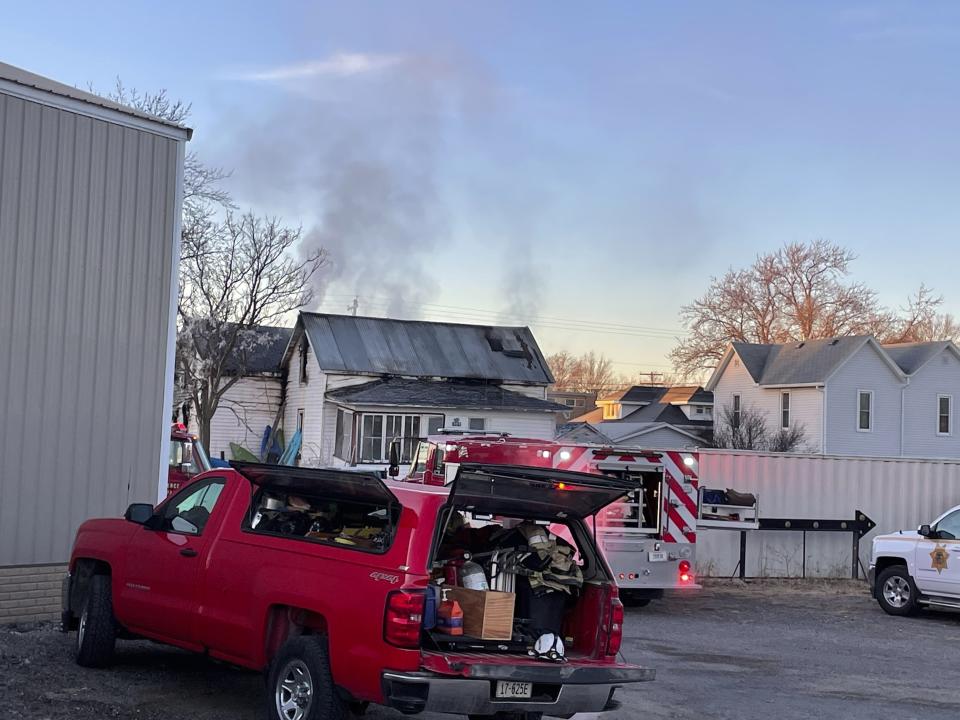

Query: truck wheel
[267,636,346,720]
[876,566,918,616]
[75,575,116,667]
[620,591,651,608]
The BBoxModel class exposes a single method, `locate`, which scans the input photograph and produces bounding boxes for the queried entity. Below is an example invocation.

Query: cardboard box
[447,587,515,640]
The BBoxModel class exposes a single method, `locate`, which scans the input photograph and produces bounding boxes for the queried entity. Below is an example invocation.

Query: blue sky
[4,1,960,376]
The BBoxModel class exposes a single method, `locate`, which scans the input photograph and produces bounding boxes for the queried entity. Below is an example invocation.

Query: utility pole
[347,296,359,316]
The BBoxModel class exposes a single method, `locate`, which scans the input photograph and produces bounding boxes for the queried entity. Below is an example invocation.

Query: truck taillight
[678,560,692,583]
[384,590,425,648]
[605,593,624,657]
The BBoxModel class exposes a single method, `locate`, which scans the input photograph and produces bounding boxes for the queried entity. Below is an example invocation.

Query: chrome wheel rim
[276,659,313,720]
[883,576,911,608]
[77,606,87,649]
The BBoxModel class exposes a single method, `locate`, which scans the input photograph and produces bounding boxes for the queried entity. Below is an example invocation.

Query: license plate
[495,681,532,699]
[648,551,667,562]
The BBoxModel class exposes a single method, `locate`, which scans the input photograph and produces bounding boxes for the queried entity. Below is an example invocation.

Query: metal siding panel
[302,315,344,372]
[0,92,182,566]
[379,320,426,376]
[27,105,63,563]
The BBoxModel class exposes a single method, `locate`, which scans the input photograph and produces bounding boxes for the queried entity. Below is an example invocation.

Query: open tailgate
[447,464,636,520]
[230,461,399,506]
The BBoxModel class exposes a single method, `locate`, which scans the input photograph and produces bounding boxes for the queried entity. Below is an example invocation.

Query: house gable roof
[325,378,567,413]
[605,421,707,445]
[292,312,555,384]
[708,336,906,389]
[882,341,960,376]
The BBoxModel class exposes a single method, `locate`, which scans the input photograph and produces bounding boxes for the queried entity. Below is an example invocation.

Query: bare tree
[712,403,807,452]
[672,239,958,377]
[178,213,325,447]
[546,351,616,392]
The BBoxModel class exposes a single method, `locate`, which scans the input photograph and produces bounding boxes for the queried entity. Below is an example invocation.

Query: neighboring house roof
[882,341,958,375]
[294,313,554,385]
[661,385,713,405]
[188,323,292,376]
[569,407,604,424]
[603,421,707,446]
[0,61,193,139]
[326,378,568,413]
[620,402,713,428]
[555,422,616,445]
[230,325,293,375]
[708,336,906,389]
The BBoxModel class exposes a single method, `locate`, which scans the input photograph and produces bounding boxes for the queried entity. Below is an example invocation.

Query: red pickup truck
[61,462,653,720]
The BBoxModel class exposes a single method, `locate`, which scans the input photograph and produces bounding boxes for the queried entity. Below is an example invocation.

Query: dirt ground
[2,579,958,719]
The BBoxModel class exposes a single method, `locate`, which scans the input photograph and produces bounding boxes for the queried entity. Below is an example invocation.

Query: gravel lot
[2,579,958,719]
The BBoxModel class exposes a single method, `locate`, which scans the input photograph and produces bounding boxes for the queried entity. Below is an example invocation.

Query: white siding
[283,344,326,465]
[204,377,283,461]
[479,411,555,438]
[824,344,904,456]
[712,354,823,451]
[0,91,183,566]
[902,349,960,458]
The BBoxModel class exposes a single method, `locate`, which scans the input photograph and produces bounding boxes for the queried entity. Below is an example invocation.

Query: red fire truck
[406,433,700,605]
[167,423,211,496]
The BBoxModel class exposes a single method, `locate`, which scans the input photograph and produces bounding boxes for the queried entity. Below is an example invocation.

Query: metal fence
[695,449,960,577]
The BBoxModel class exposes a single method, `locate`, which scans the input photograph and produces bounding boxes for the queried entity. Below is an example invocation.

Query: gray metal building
[0,62,190,622]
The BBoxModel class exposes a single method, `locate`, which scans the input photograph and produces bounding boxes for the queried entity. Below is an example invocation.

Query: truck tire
[620,591,651,608]
[75,574,116,667]
[876,566,918,616]
[267,636,347,720]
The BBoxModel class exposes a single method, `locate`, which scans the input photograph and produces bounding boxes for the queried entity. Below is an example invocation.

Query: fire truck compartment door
[448,463,636,520]
[229,461,399,507]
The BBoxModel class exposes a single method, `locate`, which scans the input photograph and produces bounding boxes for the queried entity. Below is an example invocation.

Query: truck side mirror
[125,503,155,525]
[388,440,401,477]
[918,524,933,538]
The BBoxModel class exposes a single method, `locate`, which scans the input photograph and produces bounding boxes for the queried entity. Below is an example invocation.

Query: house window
[299,339,309,384]
[296,409,304,433]
[780,392,790,430]
[695,406,704,415]
[468,417,486,431]
[427,416,444,435]
[857,391,873,432]
[574,397,585,407]
[602,403,621,420]
[732,394,741,429]
[563,398,577,407]
[938,395,952,436]
[334,408,353,461]
[359,414,428,464]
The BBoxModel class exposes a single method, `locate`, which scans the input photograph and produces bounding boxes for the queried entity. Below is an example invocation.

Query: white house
[280,312,565,467]
[557,385,713,450]
[706,336,960,458]
[184,325,292,461]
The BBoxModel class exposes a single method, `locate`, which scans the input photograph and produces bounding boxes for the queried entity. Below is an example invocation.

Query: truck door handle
[180,548,198,557]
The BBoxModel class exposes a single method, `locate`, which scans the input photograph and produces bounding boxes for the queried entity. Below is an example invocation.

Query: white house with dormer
[706,336,960,458]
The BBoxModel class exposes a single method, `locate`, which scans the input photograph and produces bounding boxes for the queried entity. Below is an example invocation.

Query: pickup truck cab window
[162,478,226,535]
[935,509,960,540]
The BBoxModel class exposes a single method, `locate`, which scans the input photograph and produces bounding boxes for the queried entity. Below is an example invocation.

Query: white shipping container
[695,449,960,577]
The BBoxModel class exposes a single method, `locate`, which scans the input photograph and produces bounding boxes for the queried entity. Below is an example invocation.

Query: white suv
[870,504,960,615]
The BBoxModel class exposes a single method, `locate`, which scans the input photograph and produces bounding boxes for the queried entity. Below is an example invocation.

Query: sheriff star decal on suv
[930,544,949,574]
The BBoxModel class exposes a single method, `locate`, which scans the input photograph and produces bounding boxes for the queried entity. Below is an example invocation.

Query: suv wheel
[268,637,346,720]
[75,575,116,667]
[876,566,918,616]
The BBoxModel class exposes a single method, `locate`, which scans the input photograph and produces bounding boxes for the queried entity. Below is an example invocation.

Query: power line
[316,295,688,341]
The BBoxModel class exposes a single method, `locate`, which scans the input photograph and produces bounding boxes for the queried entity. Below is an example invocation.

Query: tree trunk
[199,414,212,455]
